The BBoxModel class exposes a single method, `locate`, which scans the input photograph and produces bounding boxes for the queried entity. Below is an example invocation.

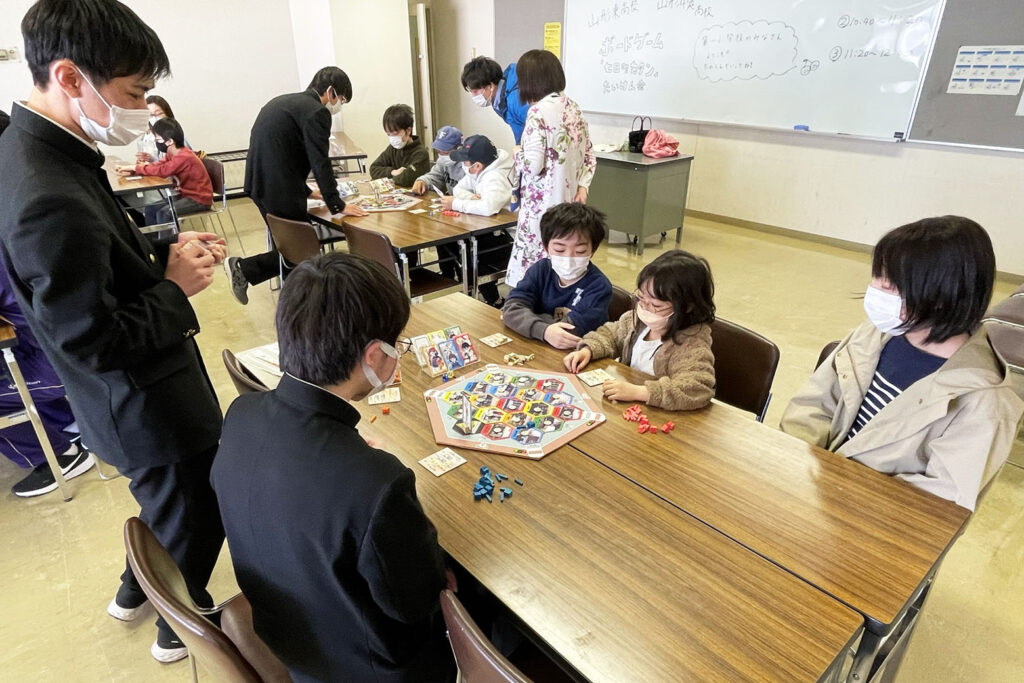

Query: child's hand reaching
[545,322,581,349]
[602,379,650,403]
[563,347,592,373]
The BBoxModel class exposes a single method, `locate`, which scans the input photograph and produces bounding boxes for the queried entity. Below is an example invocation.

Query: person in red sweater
[117,117,212,225]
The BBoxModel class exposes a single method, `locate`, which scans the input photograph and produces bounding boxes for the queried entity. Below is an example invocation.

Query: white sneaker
[106,596,148,622]
[151,630,188,663]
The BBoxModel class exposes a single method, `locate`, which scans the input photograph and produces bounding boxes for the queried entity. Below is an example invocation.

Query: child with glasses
[564,250,716,410]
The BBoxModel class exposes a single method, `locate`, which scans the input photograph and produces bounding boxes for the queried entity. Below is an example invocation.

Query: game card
[426,330,447,345]
[440,340,465,369]
[367,387,401,405]
[411,335,431,366]
[452,333,478,363]
[425,345,449,375]
[444,326,462,339]
[418,447,467,477]
[480,333,513,347]
[408,208,427,214]
[578,368,614,386]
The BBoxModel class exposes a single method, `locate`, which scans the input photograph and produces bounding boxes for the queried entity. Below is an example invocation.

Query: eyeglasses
[393,337,413,356]
[632,289,674,315]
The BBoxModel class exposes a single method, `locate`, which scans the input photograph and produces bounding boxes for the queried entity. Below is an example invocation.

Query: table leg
[164,188,179,231]
[398,252,412,298]
[2,348,72,501]
[676,225,683,245]
[846,628,883,683]
[467,237,476,297]
[637,235,645,256]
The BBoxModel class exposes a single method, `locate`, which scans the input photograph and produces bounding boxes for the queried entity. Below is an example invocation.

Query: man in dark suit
[223,67,368,304]
[0,0,225,663]
[212,253,455,682]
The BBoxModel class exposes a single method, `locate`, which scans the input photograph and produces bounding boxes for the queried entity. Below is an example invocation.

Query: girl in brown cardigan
[563,250,716,411]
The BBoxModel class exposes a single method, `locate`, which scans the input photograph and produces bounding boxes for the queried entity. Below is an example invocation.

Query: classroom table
[327,130,368,172]
[416,207,518,294]
[103,159,178,235]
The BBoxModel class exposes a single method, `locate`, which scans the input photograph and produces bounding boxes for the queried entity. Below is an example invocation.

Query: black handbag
[628,116,652,153]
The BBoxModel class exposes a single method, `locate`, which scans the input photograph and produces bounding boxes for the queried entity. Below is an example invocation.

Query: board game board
[350,193,422,212]
[423,364,605,459]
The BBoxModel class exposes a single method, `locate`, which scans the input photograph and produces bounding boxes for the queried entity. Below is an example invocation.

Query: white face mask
[472,92,489,107]
[148,115,160,126]
[71,69,150,146]
[325,87,344,115]
[437,155,455,166]
[388,135,407,149]
[863,285,906,335]
[361,341,399,395]
[636,304,673,330]
[549,255,590,282]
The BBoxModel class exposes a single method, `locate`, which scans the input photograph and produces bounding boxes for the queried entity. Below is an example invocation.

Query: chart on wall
[563,0,945,139]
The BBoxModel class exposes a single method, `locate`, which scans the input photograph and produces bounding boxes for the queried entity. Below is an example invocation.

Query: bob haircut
[516,49,566,104]
[461,56,503,91]
[276,253,410,386]
[872,215,995,344]
[636,250,716,341]
[382,104,414,132]
[539,202,607,251]
[150,117,184,148]
[307,66,352,103]
[22,0,170,87]
[145,95,174,119]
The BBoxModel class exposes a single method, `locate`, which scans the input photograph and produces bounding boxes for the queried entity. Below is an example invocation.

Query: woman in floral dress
[507,50,596,287]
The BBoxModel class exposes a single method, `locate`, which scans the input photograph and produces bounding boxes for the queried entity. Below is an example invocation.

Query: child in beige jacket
[564,250,716,411]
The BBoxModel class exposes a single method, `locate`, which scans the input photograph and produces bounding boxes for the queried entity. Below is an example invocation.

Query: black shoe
[151,624,188,663]
[107,582,149,622]
[224,256,249,305]
[11,448,95,497]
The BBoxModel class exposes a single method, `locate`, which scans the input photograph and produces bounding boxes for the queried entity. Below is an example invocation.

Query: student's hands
[573,186,589,204]
[390,167,405,178]
[165,240,216,297]
[602,379,649,403]
[411,180,427,195]
[177,232,226,264]
[309,188,324,200]
[135,152,152,164]
[440,196,455,210]
[339,203,369,217]
[115,165,136,176]
[563,346,592,373]
[544,322,581,350]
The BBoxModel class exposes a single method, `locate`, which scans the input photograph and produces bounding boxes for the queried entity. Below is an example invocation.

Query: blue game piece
[485,493,492,503]
[527,421,535,428]
[514,478,524,486]
[501,487,512,496]
[495,473,508,482]
[480,466,490,475]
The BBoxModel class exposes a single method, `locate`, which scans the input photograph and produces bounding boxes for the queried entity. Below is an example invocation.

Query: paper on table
[367,387,401,405]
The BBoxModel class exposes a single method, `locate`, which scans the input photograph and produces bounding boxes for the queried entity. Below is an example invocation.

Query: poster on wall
[946,46,1024,95]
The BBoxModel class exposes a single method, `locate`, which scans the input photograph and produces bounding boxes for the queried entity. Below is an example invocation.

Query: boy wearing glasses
[212,253,454,682]
[502,202,612,349]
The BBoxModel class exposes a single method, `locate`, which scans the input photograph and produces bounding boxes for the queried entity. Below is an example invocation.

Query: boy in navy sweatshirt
[502,203,612,349]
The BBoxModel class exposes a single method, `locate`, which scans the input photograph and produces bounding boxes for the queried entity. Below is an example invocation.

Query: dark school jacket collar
[12,103,105,169]
[275,372,362,427]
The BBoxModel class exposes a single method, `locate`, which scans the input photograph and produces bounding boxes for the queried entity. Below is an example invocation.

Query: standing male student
[224,67,368,305]
[461,56,530,144]
[0,0,226,663]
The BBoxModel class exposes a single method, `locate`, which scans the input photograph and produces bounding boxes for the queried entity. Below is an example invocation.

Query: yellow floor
[0,200,1021,681]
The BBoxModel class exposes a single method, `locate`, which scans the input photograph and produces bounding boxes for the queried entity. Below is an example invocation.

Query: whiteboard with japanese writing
[563,0,945,140]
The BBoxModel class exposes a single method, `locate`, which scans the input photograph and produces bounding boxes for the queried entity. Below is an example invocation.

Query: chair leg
[92,453,122,481]
[224,207,245,256]
[189,652,199,683]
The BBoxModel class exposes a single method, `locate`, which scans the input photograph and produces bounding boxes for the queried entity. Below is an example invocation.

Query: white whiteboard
[563,0,944,140]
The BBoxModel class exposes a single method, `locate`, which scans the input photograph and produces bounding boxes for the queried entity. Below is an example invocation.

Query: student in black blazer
[0,0,225,663]
[223,67,369,304]
[212,253,455,682]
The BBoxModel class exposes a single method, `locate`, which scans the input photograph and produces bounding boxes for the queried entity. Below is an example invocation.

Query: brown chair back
[201,156,227,198]
[123,517,263,683]
[222,349,270,395]
[221,594,293,683]
[266,214,322,267]
[440,590,530,683]
[709,318,780,422]
[816,340,840,370]
[608,285,633,322]
[340,222,401,280]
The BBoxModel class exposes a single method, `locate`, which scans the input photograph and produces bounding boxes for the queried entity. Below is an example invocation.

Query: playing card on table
[418,448,467,476]
[578,368,614,386]
[479,333,513,347]
[367,387,401,405]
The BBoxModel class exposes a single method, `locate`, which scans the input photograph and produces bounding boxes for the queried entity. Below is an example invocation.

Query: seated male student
[211,252,455,683]
[781,216,1024,511]
[116,117,212,225]
[369,104,430,188]
[411,125,465,197]
[440,135,514,307]
[503,203,612,349]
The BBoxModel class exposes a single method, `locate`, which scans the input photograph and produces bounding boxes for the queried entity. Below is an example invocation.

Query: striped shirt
[845,335,946,442]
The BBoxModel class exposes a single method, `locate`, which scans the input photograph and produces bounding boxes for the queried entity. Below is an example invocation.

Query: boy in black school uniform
[502,203,612,349]
[369,104,430,188]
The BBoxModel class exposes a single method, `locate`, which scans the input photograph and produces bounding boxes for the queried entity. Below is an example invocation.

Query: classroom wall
[0,0,40,115]
[330,0,416,160]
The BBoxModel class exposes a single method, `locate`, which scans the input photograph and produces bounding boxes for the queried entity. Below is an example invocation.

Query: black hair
[516,49,566,104]
[872,216,994,343]
[307,66,352,102]
[382,104,414,132]
[276,253,410,386]
[0,109,10,137]
[150,117,184,148]
[461,56,503,91]
[636,250,716,341]
[145,95,174,119]
[22,0,170,87]
[539,202,607,251]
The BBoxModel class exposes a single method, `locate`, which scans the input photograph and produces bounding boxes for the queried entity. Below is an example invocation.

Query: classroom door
[408,3,436,152]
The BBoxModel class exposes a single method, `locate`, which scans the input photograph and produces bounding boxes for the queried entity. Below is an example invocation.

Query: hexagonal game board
[423,364,606,459]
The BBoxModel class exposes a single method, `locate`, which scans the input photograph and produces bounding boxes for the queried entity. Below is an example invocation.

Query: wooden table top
[328,131,366,160]
[350,294,863,682]
[307,205,469,251]
[419,206,518,234]
[103,159,173,195]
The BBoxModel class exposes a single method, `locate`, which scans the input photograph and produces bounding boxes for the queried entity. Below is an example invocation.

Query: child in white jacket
[441,135,514,306]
